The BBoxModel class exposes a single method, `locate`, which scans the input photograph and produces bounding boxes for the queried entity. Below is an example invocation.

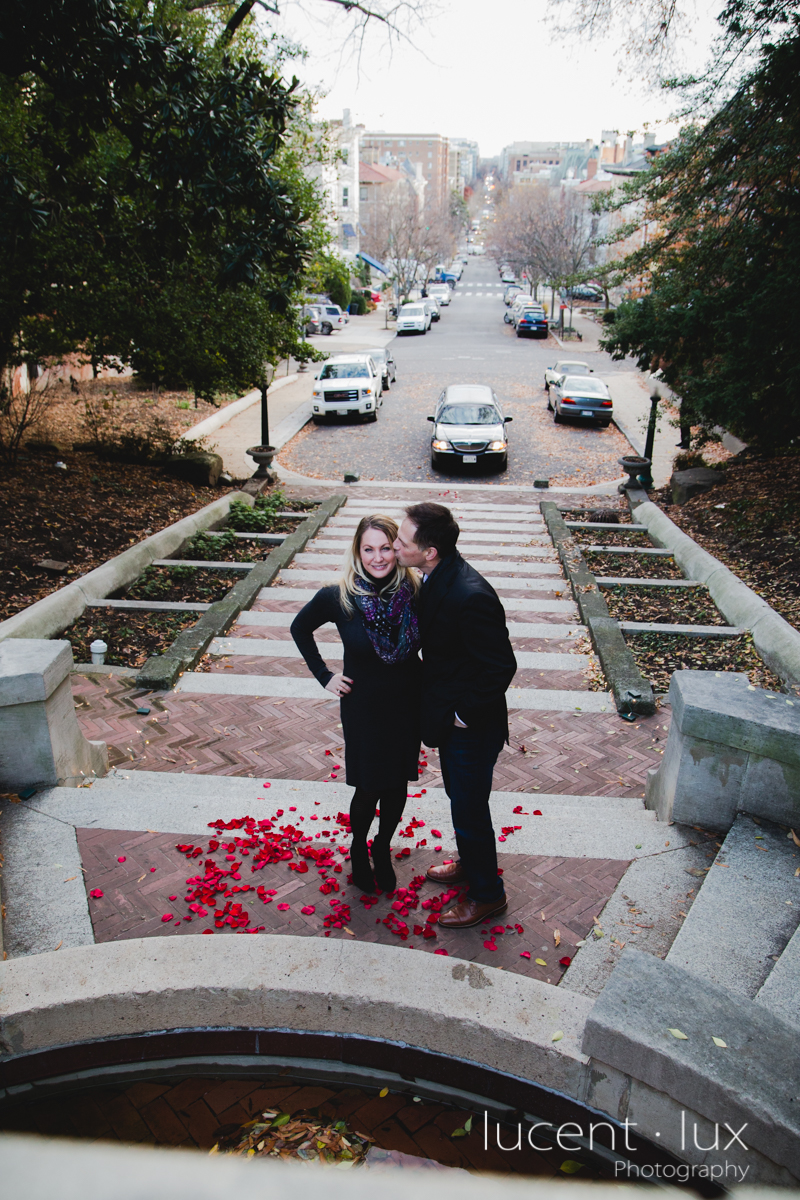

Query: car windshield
[403,306,424,315]
[320,363,369,379]
[556,363,590,374]
[562,377,607,395]
[439,404,500,425]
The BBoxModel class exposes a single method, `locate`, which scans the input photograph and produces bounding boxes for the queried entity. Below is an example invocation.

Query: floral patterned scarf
[352,576,420,664]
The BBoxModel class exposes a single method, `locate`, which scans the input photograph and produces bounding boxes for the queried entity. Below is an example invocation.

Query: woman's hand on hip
[325,673,353,697]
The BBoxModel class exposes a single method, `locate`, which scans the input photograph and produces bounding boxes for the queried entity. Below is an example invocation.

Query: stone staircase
[175,495,613,714]
[667,812,800,1021]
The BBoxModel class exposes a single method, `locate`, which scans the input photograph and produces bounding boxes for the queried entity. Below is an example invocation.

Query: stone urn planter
[618,455,651,493]
[246,444,276,479]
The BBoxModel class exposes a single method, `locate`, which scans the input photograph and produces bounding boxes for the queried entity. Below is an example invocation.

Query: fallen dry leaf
[668,1028,688,1040]
[791,829,800,848]
[712,1037,727,1048]
[554,929,561,947]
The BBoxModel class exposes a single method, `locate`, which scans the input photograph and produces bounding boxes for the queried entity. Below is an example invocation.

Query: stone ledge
[0,936,592,1103]
[582,948,800,1179]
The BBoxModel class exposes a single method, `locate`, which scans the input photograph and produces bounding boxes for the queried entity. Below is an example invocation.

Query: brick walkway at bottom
[72,673,667,797]
[78,827,628,984]
[0,1076,600,1177]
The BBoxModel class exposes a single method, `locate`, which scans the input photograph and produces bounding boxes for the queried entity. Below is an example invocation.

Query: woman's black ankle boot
[350,840,376,893]
[370,839,396,893]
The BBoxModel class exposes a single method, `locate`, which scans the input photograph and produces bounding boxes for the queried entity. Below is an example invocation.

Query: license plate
[582,410,593,417]
[338,409,348,416]
[462,454,477,463]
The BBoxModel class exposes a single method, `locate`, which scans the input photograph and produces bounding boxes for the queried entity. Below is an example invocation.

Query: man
[394,502,517,927]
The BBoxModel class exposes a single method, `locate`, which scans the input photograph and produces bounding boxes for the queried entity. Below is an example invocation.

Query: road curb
[541,501,655,716]
[135,492,347,690]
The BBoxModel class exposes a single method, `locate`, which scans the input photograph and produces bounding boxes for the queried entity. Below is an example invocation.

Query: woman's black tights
[349,786,407,893]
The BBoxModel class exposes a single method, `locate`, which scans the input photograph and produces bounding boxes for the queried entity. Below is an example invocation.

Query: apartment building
[306,110,363,259]
[360,131,450,208]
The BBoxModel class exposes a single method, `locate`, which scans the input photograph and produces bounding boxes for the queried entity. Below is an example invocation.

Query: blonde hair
[338,514,420,617]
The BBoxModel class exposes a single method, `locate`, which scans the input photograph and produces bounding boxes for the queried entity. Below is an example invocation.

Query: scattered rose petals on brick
[89,888,104,899]
[117,856,126,862]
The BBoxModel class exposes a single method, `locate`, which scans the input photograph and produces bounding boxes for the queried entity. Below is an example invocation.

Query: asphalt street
[277,257,635,487]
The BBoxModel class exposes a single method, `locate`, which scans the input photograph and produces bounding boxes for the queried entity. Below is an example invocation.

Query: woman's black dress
[290,586,421,790]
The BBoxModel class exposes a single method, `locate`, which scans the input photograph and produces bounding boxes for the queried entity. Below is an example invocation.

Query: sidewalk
[197,309,397,480]
[566,311,678,489]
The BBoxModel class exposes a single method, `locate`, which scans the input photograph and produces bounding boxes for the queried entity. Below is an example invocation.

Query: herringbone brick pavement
[0,1076,606,1176]
[78,825,627,985]
[71,674,667,793]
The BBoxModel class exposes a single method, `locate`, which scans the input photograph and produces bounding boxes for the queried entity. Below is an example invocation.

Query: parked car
[549,374,613,427]
[500,267,516,283]
[426,283,451,306]
[301,304,323,335]
[428,384,512,472]
[397,303,430,334]
[565,284,604,302]
[504,285,523,305]
[448,261,464,279]
[312,304,349,334]
[516,307,548,338]
[423,296,441,322]
[504,293,534,324]
[544,359,594,390]
[365,347,397,390]
[311,355,383,422]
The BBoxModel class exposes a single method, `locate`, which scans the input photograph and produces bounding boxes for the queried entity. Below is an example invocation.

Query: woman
[290,514,421,894]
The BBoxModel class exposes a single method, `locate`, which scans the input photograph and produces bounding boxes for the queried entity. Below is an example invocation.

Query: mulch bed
[64,609,200,669]
[603,584,726,626]
[0,449,226,623]
[27,375,221,452]
[125,565,239,605]
[584,552,684,580]
[653,451,800,634]
[625,631,784,693]
[575,529,652,546]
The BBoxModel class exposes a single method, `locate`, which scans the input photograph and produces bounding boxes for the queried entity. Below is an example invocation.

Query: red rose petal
[491,925,505,934]
[202,929,214,934]
[301,905,316,915]
[168,895,177,901]
[150,867,156,872]
[434,948,449,956]
[277,903,290,911]
[263,782,271,788]
[431,829,443,838]
[434,845,442,852]
[161,913,174,922]
[533,810,542,816]
[117,856,126,863]
[483,939,497,951]
[520,951,531,959]
[559,956,572,967]
[89,888,104,899]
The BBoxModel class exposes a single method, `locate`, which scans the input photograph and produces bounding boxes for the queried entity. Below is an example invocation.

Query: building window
[359,185,368,201]
[342,187,349,208]
[516,160,521,170]
[341,149,349,164]
[398,139,405,147]
[428,150,433,157]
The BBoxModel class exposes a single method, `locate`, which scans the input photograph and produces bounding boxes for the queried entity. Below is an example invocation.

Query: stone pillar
[0,639,108,790]
[645,670,800,831]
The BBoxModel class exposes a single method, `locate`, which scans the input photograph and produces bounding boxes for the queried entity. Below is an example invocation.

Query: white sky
[264,0,718,157]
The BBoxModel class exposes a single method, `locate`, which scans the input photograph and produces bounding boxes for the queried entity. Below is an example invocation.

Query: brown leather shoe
[437,895,508,929]
[426,858,468,885]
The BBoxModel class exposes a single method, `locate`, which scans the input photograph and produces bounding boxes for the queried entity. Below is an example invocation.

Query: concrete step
[174,670,610,711]
[236,612,583,638]
[666,814,800,998]
[619,622,744,637]
[597,577,701,588]
[278,569,566,592]
[566,522,648,532]
[207,636,590,672]
[29,771,663,861]
[311,539,555,556]
[579,546,673,556]
[330,520,543,534]
[341,501,544,515]
[292,553,562,576]
[256,588,580,615]
[755,922,800,1029]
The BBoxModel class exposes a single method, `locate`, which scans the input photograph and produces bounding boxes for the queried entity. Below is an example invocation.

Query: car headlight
[361,388,372,397]
[432,439,450,451]
[312,389,321,397]
[487,440,506,451]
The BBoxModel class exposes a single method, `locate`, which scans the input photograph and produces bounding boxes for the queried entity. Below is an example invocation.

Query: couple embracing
[291,502,517,929]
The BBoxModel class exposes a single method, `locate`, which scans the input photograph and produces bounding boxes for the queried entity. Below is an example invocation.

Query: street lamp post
[246,362,276,479]
[640,379,662,489]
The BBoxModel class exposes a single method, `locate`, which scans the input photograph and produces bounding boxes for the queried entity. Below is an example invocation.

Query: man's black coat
[417,550,517,748]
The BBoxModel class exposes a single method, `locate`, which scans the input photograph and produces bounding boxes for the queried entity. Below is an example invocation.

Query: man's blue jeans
[438,722,506,904]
